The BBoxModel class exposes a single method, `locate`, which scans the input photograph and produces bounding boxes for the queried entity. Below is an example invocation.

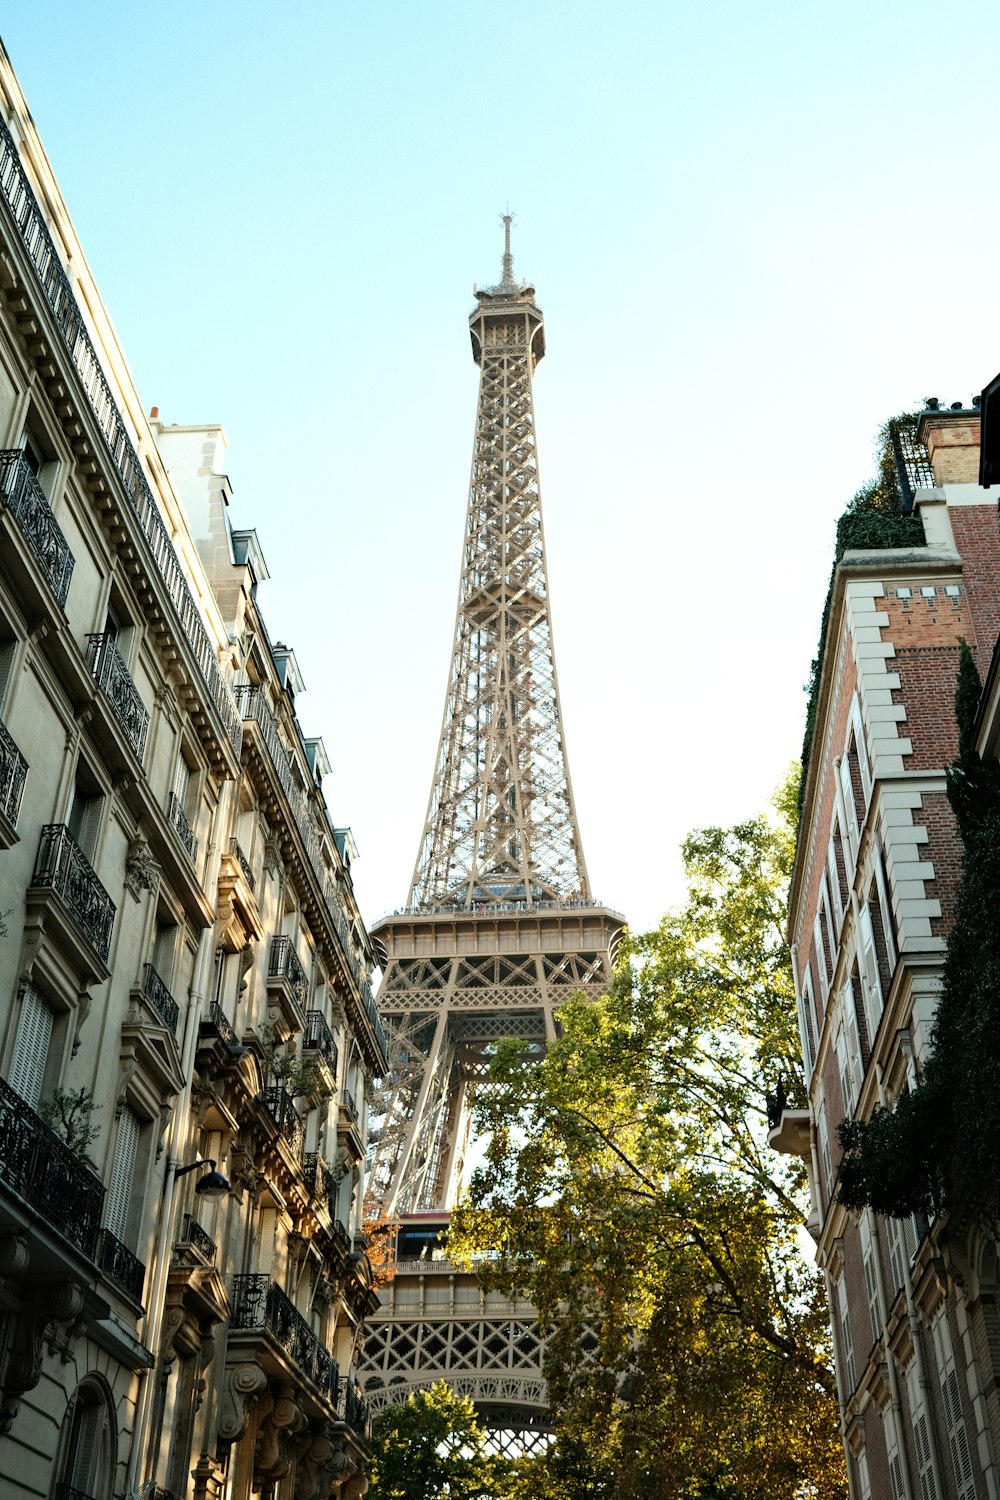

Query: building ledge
[767,1109,811,1158]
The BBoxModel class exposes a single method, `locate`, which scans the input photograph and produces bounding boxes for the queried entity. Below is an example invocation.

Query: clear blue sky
[4,3,1000,932]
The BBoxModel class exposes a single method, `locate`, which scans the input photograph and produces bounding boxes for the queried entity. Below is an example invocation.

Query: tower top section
[470,213,545,368]
[409,225,586,909]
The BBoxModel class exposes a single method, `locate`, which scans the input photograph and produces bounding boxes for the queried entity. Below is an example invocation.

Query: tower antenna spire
[500,207,515,289]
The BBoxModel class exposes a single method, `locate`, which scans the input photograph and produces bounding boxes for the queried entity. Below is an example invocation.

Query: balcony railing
[141,963,179,1036]
[56,1486,98,1500]
[167,792,198,861]
[0,1075,104,1256]
[97,1227,146,1304]
[268,935,308,1005]
[340,1378,371,1440]
[303,1152,336,1217]
[230,1274,339,1406]
[0,716,28,827]
[230,837,256,891]
[343,1088,359,1122]
[0,122,242,758]
[179,1212,217,1263]
[200,998,240,1050]
[0,449,75,607]
[31,824,116,964]
[261,1084,304,1159]
[86,632,149,760]
[304,1010,338,1074]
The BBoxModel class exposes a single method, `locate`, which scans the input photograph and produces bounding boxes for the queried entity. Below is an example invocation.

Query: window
[67,760,103,863]
[854,1447,873,1500]
[816,1106,833,1206]
[797,970,817,1077]
[838,755,860,862]
[858,900,883,1044]
[860,1212,881,1344]
[932,1311,978,1500]
[151,916,178,988]
[906,1358,939,1500]
[105,1106,140,1244]
[61,1382,113,1500]
[835,1275,856,1393]
[7,984,54,1110]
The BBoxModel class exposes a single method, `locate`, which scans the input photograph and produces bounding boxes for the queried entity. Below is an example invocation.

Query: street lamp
[174,1157,232,1200]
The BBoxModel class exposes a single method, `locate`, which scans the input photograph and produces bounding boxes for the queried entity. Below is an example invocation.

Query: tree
[366,1382,502,1500]
[449,772,847,1500]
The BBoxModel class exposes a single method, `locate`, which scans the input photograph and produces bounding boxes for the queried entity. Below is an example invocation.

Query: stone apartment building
[0,41,385,1500]
[776,404,1000,1500]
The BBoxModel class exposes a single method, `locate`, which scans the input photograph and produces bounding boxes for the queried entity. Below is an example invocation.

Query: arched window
[60,1380,113,1500]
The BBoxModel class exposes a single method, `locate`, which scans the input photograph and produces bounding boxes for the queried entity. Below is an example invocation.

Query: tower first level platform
[366,901,624,1217]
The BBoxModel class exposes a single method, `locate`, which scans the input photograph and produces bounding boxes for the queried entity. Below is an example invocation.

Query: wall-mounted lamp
[175,1157,232,1201]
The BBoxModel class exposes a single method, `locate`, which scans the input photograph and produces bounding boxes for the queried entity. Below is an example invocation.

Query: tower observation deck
[359,222,624,1453]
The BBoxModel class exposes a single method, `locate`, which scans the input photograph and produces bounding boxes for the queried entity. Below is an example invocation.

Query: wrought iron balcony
[0,716,28,828]
[56,1485,98,1500]
[178,1212,217,1263]
[0,449,75,607]
[230,837,256,891]
[0,121,241,758]
[86,632,149,760]
[0,1076,104,1257]
[141,963,179,1036]
[230,1274,339,1406]
[97,1227,146,1304]
[303,1009,338,1075]
[200,998,241,1050]
[31,824,116,964]
[343,1088,359,1122]
[340,1378,371,1440]
[261,1084,304,1160]
[167,792,198,861]
[303,1152,336,1217]
[268,935,308,1005]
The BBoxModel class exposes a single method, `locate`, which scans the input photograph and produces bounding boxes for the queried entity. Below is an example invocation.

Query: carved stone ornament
[125,837,160,900]
[0,1279,85,1433]
[217,1360,267,1444]
[255,1380,307,1485]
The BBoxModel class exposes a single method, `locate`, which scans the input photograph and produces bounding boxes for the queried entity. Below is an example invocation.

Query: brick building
[776,405,1000,1500]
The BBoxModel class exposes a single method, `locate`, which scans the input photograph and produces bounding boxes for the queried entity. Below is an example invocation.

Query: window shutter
[105,1106,139,1242]
[8,986,53,1110]
[838,757,859,856]
[906,1360,939,1500]
[858,902,883,1039]
[817,1110,833,1204]
[933,1314,978,1500]
[836,1278,856,1393]
[856,1449,873,1500]
[835,1026,855,1116]
[67,1394,107,1492]
[853,700,873,802]
[860,1215,881,1342]
[887,1216,905,1296]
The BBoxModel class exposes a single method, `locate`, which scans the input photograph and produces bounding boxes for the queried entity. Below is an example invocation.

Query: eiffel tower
[359,220,624,1454]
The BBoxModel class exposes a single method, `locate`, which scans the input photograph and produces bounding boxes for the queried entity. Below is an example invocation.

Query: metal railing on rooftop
[374,896,626,923]
[0,120,242,757]
[0,449,75,606]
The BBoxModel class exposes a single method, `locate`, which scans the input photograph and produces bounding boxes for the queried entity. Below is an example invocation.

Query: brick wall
[950,505,1000,663]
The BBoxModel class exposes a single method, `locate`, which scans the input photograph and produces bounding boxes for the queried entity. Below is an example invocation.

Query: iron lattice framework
[410,218,587,909]
[360,223,624,1452]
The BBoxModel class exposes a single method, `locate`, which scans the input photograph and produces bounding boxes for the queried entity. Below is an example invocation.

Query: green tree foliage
[839,642,1000,1229]
[366,1383,502,1500]
[449,772,846,1500]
